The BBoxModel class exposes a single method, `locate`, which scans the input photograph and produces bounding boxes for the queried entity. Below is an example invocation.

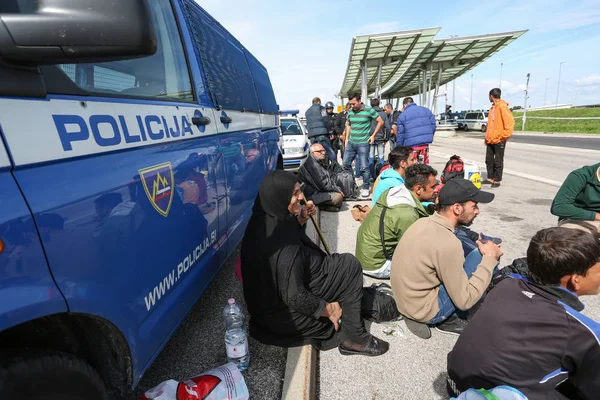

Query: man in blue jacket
[394,97,436,164]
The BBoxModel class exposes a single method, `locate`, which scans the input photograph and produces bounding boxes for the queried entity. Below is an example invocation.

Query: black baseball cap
[438,179,495,206]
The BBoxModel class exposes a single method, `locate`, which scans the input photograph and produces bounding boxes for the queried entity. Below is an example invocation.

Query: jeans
[369,143,385,179]
[485,142,506,182]
[426,232,498,325]
[343,142,370,190]
[310,134,337,162]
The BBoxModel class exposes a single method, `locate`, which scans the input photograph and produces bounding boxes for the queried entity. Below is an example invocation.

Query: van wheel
[0,351,110,400]
[481,124,487,132]
[463,125,469,132]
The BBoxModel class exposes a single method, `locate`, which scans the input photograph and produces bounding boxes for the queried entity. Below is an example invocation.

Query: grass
[512,108,600,134]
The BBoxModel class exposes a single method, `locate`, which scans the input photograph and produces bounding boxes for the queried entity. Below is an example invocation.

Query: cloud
[575,74,600,86]
[535,7,600,33]
[356,22,404,36]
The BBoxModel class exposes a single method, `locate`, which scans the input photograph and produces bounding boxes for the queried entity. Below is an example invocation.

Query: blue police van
[0,1,281,398]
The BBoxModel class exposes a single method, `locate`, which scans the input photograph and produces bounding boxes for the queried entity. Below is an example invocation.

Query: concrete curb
[429,150,563,187]
[281,345,317,400]
[280,208,320,400]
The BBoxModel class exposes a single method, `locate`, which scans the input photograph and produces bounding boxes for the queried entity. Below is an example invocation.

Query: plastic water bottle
[222,298,250,371]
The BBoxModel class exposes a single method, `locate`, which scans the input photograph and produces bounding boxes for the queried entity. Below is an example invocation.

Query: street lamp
[500,63,503,90]
[470,74,473,110]
[522,73,530,131]
[544,78,551,106]
[556,61,566,109]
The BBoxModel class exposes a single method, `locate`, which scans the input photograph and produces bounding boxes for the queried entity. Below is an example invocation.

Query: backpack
[441,155,464,184]
[336,169,358,199]
[361,283,401,323]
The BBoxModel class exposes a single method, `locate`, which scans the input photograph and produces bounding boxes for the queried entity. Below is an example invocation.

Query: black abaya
[241,171,370,349]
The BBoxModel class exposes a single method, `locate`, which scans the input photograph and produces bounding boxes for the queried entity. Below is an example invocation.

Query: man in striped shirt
[344,93,384,198]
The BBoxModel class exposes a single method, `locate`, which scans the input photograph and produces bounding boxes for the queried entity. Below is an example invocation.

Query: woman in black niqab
[241,170,388,356]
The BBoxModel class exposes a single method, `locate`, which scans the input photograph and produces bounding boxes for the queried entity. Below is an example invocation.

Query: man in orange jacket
[483,88,514,188]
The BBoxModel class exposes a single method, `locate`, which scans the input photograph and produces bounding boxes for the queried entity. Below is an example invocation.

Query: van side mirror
[0,0,157,65]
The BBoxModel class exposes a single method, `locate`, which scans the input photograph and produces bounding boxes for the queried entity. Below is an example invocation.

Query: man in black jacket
[335,103,350,159]
[305,97,337,161]
[298,143,343,212]
[447,226,600,400]
[324,101,339,161]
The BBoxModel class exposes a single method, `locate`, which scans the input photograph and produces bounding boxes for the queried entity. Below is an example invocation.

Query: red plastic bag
[141,363,249,400]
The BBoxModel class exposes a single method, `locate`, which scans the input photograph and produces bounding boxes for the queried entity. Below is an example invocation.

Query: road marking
[429,150,563,187]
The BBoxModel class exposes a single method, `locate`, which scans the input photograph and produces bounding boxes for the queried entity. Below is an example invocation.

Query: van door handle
[192,116,211,126]
[220,116,233,124]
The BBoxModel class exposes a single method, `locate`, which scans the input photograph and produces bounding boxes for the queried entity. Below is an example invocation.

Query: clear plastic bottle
[222,298,250,371]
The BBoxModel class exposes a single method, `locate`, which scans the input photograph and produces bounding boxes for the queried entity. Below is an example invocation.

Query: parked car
[0,0,281,398]
[456,111,489,132]
[279,112,309,171]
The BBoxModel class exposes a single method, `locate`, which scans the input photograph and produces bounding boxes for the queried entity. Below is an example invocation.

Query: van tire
[481,124,487,132]
[462,125,469,131]
[0,351,110,400]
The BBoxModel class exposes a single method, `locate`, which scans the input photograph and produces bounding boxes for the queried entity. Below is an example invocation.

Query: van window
[182,0,261,112]
[465,113,478,120]
[41,0,194,102]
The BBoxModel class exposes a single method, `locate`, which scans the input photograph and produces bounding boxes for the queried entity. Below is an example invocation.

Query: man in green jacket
[551,162,600,231]
[356,164,438,278]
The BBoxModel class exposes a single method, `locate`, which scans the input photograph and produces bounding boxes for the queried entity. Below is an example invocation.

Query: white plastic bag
[141,362,249,400]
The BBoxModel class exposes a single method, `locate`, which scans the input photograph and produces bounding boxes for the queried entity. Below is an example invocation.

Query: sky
[198,0,600,115]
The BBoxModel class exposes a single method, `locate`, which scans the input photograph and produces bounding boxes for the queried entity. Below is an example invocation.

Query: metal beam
[375,60,383,98]
[361,60,368,101]
[444,36,511,85]
[380,33,422,88]
[385,42,445,98]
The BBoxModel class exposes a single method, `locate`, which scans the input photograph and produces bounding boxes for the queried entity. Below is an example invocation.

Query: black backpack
[441,155,464,184]
[361,283,401,323]
[335,169,358,199]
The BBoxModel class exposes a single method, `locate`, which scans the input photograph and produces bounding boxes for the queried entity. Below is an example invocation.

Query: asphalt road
[318,136,600,400]
[431,135,600,185]
[129,250,287,400]
[460,131,600,150]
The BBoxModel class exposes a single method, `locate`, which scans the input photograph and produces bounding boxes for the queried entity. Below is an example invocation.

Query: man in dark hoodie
[298,143,344,212]
[447,226,600,399]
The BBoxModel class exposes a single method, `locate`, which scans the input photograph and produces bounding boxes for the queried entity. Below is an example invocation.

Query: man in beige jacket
[390,179,503,339]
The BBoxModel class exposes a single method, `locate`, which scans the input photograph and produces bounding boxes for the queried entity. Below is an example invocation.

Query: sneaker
[434,316,468,336]
[360,189,370,199]
[404,318,431,339]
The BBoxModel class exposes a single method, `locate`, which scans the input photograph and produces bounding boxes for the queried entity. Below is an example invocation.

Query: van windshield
[280,119,304,135]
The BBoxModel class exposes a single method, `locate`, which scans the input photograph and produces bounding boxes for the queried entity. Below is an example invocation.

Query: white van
[280,112,309,171]
[458,111,489,132]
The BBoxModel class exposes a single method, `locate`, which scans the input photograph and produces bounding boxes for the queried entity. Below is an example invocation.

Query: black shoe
[491,182,501,188]
[404,318,431,339]
[434,316,468,336]
[338,335,389,357]
[481,180,494,185]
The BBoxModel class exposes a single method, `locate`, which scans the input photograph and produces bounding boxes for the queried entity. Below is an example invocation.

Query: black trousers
[249,253,370,350]
[485,142,506,182]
